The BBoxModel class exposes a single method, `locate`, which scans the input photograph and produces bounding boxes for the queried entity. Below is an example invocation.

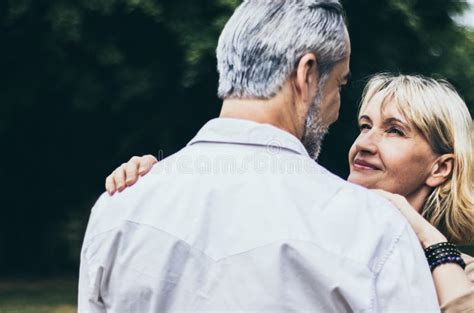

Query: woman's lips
[353,159,381,171]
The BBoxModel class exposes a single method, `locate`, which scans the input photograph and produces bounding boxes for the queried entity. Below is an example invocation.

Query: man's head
[216,0,351,159]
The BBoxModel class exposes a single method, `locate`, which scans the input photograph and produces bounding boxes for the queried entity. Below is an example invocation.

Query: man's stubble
[301,80,329,161]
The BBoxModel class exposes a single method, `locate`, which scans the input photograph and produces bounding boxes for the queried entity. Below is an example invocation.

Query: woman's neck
[406,187,433,213]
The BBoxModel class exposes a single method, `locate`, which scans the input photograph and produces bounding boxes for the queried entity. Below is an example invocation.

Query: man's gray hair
[216,0,348,99]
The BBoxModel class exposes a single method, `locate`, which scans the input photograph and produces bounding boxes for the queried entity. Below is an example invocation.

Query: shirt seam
[369,222,408,312]
[373,223,407,275]
[83,219,374,270]
[82,221,377,312]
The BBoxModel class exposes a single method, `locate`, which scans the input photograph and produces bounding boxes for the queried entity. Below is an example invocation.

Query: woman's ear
[294,53,319,104]
[426,154,455,188]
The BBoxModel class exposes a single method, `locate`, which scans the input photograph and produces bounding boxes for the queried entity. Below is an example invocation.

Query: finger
[115,164,127,192]
[105,174,117,195]
[374,190,411,214]
[125,159,140,186]
[138,154,158,175]
[372,190,400,210]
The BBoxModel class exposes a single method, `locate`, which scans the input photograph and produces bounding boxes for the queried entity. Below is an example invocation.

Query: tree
[0,0,472,275]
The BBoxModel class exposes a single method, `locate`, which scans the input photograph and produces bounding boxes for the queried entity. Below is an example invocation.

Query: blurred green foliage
[0,0,473,275]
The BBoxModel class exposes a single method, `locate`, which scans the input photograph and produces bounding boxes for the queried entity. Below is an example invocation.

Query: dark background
[1,0,473,278]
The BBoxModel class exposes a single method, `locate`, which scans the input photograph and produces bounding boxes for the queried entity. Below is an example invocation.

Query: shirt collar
[187,118,310,157]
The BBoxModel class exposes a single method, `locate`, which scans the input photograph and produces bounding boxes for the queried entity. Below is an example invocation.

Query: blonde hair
[360,74,474,244]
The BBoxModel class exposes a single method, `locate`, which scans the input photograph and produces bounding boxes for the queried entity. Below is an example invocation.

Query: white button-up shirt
[79,118,439,312]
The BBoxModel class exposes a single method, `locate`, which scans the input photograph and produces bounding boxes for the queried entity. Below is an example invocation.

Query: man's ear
[294,53,319,104]
[426,154,455,188]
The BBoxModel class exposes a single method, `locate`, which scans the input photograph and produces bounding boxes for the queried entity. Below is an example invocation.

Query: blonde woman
[105,74,474,312]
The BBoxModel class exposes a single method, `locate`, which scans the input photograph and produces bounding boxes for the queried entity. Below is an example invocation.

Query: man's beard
[301,89,329,161]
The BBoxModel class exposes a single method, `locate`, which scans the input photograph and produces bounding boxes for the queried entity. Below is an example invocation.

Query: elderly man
[79,1,439,311]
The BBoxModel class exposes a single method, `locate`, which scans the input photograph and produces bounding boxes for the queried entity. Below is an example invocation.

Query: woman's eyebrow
[358,115,371,122]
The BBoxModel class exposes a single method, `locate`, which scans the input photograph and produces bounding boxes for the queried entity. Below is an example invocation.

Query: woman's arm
[419,227,473,309]
[105,155,157,194]
[374,190,474,310]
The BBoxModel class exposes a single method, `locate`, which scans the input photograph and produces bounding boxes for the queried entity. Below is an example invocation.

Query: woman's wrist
[424,242,466,272]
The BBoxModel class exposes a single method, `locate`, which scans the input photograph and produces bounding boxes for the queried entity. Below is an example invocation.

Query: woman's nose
[354,130,378,154]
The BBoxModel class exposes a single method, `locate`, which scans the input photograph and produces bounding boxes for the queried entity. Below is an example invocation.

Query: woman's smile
[352,157,382,171]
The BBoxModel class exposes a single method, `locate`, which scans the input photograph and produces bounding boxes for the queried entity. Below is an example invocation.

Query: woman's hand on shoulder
[373,189,447,248]
[105,155,157,195]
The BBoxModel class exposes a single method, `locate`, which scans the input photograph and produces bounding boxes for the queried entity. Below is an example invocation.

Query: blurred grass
[0,278,76,313]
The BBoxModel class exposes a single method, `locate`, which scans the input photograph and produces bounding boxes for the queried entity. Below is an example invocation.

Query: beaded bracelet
[426,247,460,260]
[424,242,466,272]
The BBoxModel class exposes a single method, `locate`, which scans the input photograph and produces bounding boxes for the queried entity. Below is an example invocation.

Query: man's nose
[355,130,378,154]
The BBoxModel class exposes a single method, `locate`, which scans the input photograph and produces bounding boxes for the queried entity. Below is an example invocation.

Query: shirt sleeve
[78,245,107,313]
[440,256,474,313]
[78,197,108,313]
[374,224,440,312]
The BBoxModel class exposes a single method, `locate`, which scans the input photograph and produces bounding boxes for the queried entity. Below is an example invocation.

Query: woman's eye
[387,127,405,136]
[358,124,371,132]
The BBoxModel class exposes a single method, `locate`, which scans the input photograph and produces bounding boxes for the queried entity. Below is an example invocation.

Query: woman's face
[347,96,439,205]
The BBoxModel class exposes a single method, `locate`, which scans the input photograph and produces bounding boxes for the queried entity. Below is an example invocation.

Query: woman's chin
[347,173,375,189]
